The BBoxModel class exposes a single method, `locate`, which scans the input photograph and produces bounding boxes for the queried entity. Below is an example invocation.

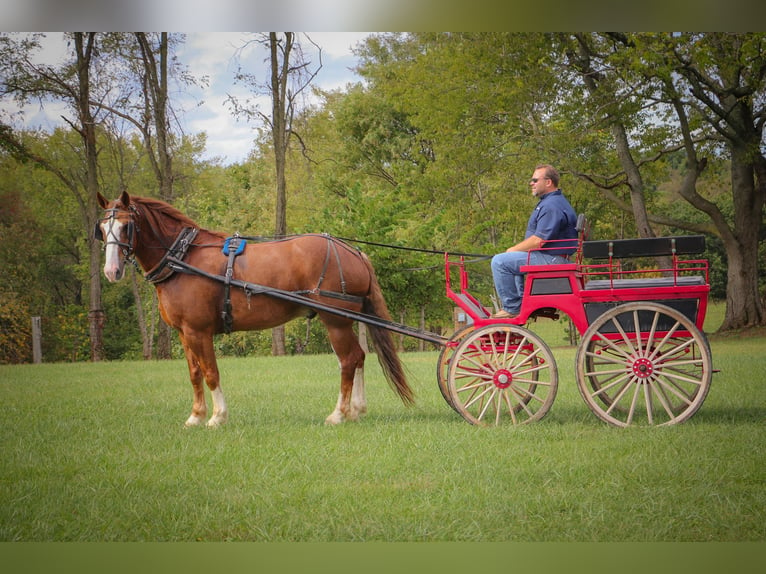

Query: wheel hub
[631,357,655,379]
[493,368,513,389]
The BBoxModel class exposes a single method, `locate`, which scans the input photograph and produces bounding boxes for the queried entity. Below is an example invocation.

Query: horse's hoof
[345,410,360,422]
[206,416,226,428]
[351,403,367,416]
[325,412,344,425]
[184,415,205,427]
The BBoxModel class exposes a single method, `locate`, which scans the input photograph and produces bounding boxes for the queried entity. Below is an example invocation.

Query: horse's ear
[119,190,131,207]
[97,192,108,209]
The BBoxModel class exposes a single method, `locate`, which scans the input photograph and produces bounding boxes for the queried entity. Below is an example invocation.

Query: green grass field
[1,303,765,542]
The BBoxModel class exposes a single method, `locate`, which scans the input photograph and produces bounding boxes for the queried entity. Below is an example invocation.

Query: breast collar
[144,227,199,284]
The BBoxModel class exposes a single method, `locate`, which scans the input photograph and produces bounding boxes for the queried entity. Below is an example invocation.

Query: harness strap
[145,227,199,284]
[330,238,348,295]
[314,235,348,295]
[221,235,244,334]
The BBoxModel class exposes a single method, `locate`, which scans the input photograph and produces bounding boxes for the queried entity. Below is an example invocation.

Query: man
[490,164,578,319]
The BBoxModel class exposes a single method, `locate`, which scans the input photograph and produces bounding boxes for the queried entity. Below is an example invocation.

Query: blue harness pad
[222,236,246,256]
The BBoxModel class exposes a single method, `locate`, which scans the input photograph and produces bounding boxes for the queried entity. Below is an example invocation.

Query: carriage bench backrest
[580,234,709,296]
[581,235,705,259]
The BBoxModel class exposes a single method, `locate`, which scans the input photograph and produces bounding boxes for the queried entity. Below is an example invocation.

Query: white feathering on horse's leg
[206,387,228,427]
[350,366,367,417]
[325,391,345,425]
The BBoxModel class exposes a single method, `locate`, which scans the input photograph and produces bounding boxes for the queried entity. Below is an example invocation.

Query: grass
[1,303,765,541]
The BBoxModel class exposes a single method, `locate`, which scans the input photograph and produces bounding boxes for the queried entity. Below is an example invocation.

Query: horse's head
[95,191,137,282]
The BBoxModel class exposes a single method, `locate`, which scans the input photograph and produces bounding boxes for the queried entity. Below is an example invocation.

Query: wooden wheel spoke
[653,376,697,405]
[590,372,632,398]
[576,302,712,427]
[447,325,558,426]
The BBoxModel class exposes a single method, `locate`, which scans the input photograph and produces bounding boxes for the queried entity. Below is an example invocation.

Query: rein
[330,236,492,260]
[212,233,492,261]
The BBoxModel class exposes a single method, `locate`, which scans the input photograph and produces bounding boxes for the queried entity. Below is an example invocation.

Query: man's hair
[535,164,560,187]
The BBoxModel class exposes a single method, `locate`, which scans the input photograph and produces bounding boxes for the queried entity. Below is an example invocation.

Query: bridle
[94,205,138,259]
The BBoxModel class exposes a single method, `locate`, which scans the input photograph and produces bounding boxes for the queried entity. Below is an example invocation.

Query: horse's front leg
[179,332,207,427]
[180,330,228,428]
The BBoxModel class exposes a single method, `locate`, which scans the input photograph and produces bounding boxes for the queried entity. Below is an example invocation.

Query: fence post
[32,316,42,364]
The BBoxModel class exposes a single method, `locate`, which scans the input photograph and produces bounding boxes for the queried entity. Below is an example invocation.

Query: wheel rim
[447,324,558,426]
[436,326,474,411]
[576,302,712,427]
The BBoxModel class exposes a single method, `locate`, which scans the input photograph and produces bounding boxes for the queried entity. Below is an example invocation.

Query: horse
[95,191,413,427]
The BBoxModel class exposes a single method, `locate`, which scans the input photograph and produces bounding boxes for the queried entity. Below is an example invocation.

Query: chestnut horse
[96,191,413,426]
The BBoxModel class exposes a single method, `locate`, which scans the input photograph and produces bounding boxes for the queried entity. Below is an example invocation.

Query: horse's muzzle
[104,261,124,282]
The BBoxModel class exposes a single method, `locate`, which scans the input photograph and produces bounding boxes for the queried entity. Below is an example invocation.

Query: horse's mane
[129,195,204,239]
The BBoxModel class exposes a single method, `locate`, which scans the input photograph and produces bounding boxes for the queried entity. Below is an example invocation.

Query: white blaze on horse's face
[102,218,127,282]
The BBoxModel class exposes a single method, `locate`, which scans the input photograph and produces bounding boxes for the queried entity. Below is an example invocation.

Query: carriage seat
[584,275,707,291]
[581,235,705,260]
[581,235,708,290]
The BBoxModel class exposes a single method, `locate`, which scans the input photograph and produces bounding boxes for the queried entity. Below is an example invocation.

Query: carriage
[97,194,714,428]
[439,216,713,427]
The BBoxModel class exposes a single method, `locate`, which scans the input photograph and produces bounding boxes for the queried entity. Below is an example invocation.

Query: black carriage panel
[529,276,573,295]
[582,235,705,259]
[584,298,700,332]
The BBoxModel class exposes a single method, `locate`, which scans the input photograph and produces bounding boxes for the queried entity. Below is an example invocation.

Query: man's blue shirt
[525,190,578,256]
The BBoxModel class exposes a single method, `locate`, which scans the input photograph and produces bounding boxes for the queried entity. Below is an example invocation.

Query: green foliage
[0,290,31,364]
[2,32,764,363]
[46,305,90,362]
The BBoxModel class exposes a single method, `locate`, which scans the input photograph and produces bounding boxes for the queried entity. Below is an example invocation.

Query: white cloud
[306,32,371,58]
[178,32,369,163]
[1,32,368,165]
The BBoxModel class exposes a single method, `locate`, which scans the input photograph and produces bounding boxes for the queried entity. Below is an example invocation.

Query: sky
[4,32,372,165]
[176,32,372,163]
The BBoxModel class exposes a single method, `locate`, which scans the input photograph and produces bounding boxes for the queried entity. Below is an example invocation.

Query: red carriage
[440,216,713,427]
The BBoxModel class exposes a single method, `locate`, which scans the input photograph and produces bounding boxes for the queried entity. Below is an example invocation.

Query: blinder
[94,208,136,255]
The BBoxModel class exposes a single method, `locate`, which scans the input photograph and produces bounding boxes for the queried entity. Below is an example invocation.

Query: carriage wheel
[446,324,558,426]
[575,301,712,427]
[436,325,474,411]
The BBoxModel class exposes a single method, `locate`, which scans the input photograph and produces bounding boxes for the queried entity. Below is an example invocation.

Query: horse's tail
[361,255,415,406]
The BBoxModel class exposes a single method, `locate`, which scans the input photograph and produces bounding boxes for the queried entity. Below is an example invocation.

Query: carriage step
[530,308,559,321]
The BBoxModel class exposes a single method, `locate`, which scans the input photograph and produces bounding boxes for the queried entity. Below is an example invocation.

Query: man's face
[530,169,549,197]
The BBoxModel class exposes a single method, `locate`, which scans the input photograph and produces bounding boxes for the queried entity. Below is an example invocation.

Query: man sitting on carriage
[490,164,578,319]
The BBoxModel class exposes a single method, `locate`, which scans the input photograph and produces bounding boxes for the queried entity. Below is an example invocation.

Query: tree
[1,33,204,360]
[0,32,108,360]
[228,32,322,355]
[556,33,765,330]
[98,32,200,358]
[666,33,766,330]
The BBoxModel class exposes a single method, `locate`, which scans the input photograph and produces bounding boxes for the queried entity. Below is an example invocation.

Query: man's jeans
[491,251,570,313]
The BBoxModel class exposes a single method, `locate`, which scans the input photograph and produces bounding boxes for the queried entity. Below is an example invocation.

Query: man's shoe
[491,309,519,319]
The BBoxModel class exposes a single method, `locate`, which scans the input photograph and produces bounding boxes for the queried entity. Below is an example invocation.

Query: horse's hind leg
[325,324,366,425]
[179,330,228,428]
[351,363,367,416]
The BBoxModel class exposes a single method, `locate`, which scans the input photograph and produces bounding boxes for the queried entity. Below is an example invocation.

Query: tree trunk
[269,32,293,356]
[136,32,176,358]
[130,267,151,359]
[611,123,673,270]
[720,145,764,329]
[74,33,105,362]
